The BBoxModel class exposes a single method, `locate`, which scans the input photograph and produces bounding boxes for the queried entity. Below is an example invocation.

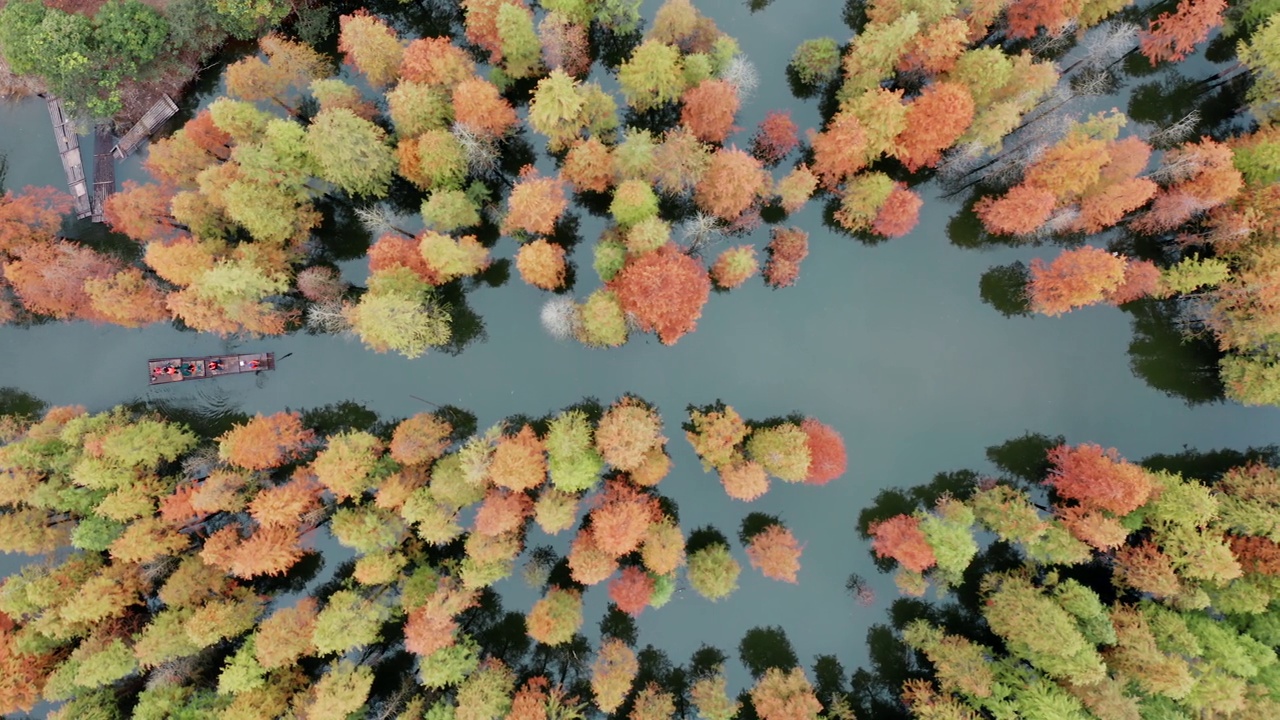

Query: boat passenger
[208,360,221,371]
[248,359,262,369]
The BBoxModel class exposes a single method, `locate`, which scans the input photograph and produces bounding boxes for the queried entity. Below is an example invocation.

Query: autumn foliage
[1139,0,1226,64]
[1027,247,1128,316]
[681,79,740,144]
[515,239,568,290]
[763,227,809,289]
[799,418,846,484]
[695,148,770,221]
[503,167,568,236]
[338,10,404,87]
[745,524,803,583]
[595,397,665,472]
[749,111,799,167]
[452,78,520,138]
[613,245,712,345]
[893,82,975,171]
[1045,443,1155,517]
[974,185,1057,236]
[218,412,315,470]
[608,566,656,615]
[869,514,937,572]
[588,481,661,557]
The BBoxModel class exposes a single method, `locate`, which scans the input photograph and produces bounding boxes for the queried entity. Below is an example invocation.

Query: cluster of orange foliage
[1045,443,1156,551]
[868,514,937,573]
[612,245,712,345]
[763,227,809,288]
[976,114,1159,237]
[1026,247,1154,316]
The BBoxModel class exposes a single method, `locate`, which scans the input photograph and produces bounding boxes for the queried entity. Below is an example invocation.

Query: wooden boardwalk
[112,95,179,159]
[91,125,116,223]
[45,96,92,219]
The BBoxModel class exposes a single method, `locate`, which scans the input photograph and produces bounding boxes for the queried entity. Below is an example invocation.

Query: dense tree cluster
[856,437,1280,720]
[0,391,847,716]
[684,402,847,501]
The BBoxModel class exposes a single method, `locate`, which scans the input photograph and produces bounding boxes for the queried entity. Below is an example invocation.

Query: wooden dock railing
[45,96,92,219]
[112,95,179,159]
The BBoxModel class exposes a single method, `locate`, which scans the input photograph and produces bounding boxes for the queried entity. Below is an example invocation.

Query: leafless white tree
[540,296,579,340]
[306,299,352,335]
[452,123,500,176]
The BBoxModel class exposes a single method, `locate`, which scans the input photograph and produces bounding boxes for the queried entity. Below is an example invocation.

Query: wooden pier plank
[45,96,92,219]
[112,95,179,159]
[91,125,117,223]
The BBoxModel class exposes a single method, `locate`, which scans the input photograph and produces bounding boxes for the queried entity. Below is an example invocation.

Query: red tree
[589,481,661,557]
[1104,259,1162,305]
[1229,535,1280,576]
[474,488,534,536]
[1026,246,1128,316]
[868,514,936,572]
[1139,0,1226,64]
[1132,138,1243,234]
[502,167,568,236]
[1045,443,1156,516]
[810,111,868,189]
[370,234,444,285]
[872,184,923,238]
[893,82,975,171]
[1005,0,1076,39]
[612,244,712,345]
[401,37,476,87]
[218,412,315,470]
[694,148,769,221]
[562,138,616,194]
[608,566,655,615]
[720,460,770,501]
[681,79,740,144]
[390,412,453,465]
[3,240,118,321]
[184,110,233,159]
[763,227,809,289]
[799,418,846,484]
[745,525,803,583]
[974,185,1057,236]
[1073,177,1158,234]
[490,425,548,491]
[539,13,591,77]
[453,78,519,138]
[0,186,72,256]
[462,0,526,63]
[104,181,181,243]
[750,111,799,166]
[568,531,617,585]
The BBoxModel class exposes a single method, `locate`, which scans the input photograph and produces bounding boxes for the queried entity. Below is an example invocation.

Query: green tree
[307,109,397,198]
[618,40,687,110]
[212,0,290,40]
[496,3,542,80]
[95,0,169,70]
[345,269,453,358]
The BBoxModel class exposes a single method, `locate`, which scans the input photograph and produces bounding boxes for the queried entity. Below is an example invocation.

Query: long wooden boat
[148,352,274,385]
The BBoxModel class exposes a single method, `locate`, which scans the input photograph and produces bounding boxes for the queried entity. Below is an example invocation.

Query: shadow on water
[1122,297,1226,406]
[978,262,1032,318]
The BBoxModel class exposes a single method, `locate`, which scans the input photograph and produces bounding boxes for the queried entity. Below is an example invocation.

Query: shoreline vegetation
[2,0,1280,717]
[0,0,1276,403]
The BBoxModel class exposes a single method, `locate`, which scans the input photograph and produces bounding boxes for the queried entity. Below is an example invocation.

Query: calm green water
[1,0,1278,681]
